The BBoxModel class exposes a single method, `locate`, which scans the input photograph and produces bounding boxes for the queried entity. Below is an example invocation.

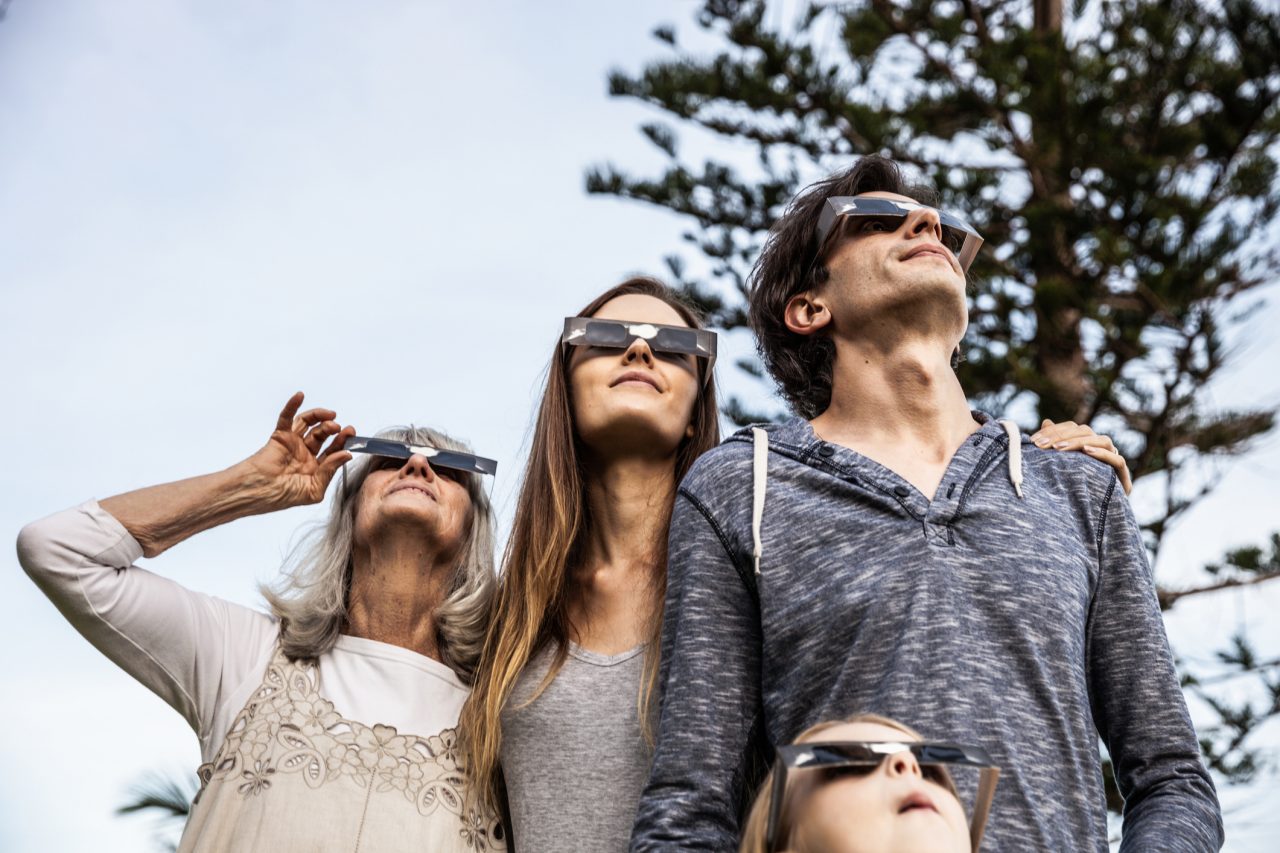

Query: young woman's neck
[579,453,676,574]
[567,451,676,651]
[812,334,977,455]
[345,533,455,661]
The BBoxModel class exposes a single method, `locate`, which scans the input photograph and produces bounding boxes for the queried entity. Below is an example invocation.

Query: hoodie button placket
[923,442,984,548]
[925,521,954,547]
[926,478,962,546]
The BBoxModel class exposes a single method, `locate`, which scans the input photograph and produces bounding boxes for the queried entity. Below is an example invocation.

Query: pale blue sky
[1,2,1277,850]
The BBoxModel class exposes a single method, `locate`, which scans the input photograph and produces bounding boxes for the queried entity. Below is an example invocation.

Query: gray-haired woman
[17,392,506,852]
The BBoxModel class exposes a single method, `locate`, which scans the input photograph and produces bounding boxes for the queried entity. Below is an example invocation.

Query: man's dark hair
[748,155,938,419]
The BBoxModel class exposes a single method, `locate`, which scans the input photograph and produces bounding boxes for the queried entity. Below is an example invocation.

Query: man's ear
[784,292,832,337]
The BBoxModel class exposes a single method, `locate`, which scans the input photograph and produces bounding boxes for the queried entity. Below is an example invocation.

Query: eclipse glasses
[814,196,985,273]
[561,317,717,384]
[346,436,497,476]
[766,741,1000,852]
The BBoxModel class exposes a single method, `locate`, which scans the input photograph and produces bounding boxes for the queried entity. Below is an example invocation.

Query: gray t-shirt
[501,641,652,853]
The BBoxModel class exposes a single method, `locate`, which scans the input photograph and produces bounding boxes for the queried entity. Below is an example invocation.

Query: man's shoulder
[1022,438,1119,503]
[682,418,811,494]
[679,433,754,502]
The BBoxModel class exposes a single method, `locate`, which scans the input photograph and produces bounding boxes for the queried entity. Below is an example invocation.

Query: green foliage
[588,0,1280,464]
[1187,630,1280,784]
[1207,531,1280,576]
[588,0,1280,818]
[117,771,198,852]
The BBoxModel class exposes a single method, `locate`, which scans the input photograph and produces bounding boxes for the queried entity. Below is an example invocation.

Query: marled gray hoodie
[631,415,1222,852]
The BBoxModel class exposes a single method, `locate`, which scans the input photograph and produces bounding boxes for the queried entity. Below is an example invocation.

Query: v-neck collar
[789,412,1017,524]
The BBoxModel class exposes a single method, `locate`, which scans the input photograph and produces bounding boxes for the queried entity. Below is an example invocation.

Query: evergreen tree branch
[1159,568,1280,610]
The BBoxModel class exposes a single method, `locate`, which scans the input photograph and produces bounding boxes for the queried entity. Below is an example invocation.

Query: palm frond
[117,770,198,820]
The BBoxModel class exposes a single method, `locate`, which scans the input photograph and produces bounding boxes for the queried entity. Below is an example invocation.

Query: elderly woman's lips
[387,483,437,500]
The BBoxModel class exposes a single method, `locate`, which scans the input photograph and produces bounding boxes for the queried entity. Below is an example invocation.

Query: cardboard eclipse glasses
[561,317,717,384]
[766,741,1000,853]
[814,196,985,273]
[346,436,497,477]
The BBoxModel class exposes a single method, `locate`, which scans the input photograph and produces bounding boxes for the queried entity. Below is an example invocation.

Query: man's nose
[905,207,943,240]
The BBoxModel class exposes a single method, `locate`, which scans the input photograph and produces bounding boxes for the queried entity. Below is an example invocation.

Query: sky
[1,1,1278,851]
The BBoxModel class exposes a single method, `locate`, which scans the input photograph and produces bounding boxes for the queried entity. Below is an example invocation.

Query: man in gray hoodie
[630,156,1222,852]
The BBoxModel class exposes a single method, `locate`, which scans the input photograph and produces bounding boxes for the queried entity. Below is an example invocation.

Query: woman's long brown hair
[459,276,721,816]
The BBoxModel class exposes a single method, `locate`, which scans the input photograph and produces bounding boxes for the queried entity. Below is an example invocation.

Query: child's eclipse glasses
[346,436,497,477]
[766,741,1000,852]
[812,196,985,274]
[561,317,717,384]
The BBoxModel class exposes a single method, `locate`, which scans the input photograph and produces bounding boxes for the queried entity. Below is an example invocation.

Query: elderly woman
[17,393,506,852]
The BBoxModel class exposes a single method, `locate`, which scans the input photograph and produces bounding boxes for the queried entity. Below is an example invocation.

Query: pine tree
[588,0,1280,812]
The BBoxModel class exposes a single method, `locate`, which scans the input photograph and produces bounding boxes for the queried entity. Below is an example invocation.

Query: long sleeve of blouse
[17,501,277,753]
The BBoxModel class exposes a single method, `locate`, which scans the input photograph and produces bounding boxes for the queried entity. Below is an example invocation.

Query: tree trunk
[1035,0,1062,33]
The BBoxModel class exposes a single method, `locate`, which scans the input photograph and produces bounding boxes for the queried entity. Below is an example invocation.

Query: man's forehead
[854,190,920,205]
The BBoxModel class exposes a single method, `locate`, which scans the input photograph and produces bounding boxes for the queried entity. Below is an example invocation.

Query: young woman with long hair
[459,276,720,851]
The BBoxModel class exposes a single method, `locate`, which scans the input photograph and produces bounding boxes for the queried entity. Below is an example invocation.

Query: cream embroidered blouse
[18,501,504,852]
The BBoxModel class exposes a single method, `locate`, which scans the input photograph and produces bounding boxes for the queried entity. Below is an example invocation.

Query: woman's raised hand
[243,392,356,510]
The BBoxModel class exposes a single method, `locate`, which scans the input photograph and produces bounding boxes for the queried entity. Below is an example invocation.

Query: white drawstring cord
[1000,419,1024,499]
[751,427,769,575]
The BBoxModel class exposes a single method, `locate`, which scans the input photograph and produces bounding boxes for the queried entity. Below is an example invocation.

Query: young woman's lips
[611,371,660,391]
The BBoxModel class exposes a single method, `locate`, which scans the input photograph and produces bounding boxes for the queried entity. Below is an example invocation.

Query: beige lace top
[183,648,504,852]
[19,502,504,852]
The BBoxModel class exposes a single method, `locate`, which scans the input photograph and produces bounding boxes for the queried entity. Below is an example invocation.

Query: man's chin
[898,266,966,294]
[864,276,967,321]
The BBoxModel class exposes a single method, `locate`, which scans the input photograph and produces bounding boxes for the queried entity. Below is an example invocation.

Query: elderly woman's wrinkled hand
[243,391,356,510]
